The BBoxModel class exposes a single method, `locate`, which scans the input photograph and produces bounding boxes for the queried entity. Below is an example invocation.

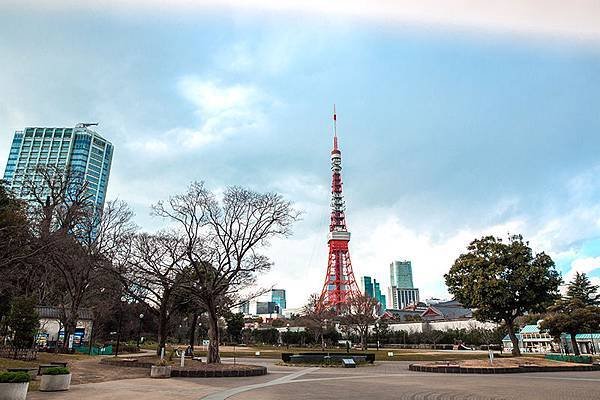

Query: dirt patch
[69,358,150,384]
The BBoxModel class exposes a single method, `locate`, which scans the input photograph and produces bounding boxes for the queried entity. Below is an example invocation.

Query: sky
[1,1,600,308]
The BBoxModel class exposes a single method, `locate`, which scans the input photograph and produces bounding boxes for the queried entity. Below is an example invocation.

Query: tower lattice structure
[317,108,362,312]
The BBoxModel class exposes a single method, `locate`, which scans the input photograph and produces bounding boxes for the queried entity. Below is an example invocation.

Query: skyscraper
[360,275,387,313]
[390,260,414,288]
[360,276,374,297]
[3,124,113,210]
[271,289,286,311]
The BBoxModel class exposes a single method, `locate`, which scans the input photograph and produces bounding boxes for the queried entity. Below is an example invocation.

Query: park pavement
[27,358,600,400]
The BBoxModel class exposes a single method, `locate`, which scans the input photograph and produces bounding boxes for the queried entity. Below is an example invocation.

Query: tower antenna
[333,104,338,150]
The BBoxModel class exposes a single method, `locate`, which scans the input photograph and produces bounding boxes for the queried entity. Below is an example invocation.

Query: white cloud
[8,1,600,44]
[564,257,600,283]
[127,77,271,154]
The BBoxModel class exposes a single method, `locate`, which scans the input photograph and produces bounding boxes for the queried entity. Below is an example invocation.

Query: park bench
[50,361,68,367]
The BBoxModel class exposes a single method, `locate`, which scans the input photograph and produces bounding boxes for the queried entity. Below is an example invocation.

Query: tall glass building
[3,124,113,210]
[390,260,414,288]
[360,275,386,313]
[271,289,286,311]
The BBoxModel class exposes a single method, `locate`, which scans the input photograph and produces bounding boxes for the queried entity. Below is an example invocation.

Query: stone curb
[408,363,600,374]
[99,359,267,378]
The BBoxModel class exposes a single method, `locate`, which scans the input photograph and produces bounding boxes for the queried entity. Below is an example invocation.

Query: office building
[360,276,374,297]
[271,289,286,311]
[390,260,414,288]
[360,275,386,313]
[388,287,420,309]
[3,124,113,209]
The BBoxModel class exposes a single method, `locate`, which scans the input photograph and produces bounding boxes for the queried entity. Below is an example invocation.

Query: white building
[36,306,94,348]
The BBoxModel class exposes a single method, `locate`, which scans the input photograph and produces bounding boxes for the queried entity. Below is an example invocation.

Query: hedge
[43,367,71,375]
[0,371,31,383]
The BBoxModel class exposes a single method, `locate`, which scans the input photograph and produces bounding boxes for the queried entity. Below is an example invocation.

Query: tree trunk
[157,305,168,356]
[206,303,220,364]
[570,333,580,356]
[188,312,198,350]
[506,322,521,356]
[62,321,76,350]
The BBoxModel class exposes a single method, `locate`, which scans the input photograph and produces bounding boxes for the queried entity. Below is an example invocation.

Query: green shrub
[44,367,70,375]
[0,371,31,383]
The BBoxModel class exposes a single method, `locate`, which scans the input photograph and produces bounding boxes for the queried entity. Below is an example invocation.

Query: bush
[44,367,70,375]
[6,296,39,348]
[0,371,31,383]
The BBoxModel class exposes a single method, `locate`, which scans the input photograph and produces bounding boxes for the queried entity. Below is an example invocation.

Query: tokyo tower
[317,107,362,312]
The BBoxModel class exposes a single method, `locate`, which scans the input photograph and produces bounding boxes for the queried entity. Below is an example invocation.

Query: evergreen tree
[566,272,599,305]
[6,296,39,348]
[541,272,600,356]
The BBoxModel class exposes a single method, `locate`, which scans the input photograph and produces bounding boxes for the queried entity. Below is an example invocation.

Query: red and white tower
[317,107,362,312]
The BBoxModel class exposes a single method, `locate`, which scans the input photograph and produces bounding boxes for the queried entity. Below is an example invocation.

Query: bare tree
[22,166,136,347]
[339,293,379,350]
[300,293,335,349]
[116,231,188,354]
[152,182,299,363]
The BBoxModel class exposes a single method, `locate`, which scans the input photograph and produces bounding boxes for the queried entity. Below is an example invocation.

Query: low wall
[409,363,600,374]
[99,359,267,378]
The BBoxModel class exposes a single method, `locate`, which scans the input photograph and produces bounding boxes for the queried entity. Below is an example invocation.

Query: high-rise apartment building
[390,260,414,288]
[271,289,286,311]
[3,124,113,209]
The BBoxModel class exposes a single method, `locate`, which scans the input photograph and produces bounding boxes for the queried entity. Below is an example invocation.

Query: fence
[545,353,592,364]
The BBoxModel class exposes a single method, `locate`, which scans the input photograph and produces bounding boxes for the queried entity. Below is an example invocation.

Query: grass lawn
[0,352,92,370]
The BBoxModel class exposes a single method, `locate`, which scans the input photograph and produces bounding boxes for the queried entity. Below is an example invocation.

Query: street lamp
[286,323,290,349]
[375,320,380,351]
[322,319,328,350]
[136,313,144,349]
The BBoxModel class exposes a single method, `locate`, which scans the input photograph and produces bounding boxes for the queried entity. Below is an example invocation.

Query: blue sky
[2,1,600,307]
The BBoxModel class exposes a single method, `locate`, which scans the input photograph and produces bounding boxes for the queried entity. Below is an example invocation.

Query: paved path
[27,358,600,400]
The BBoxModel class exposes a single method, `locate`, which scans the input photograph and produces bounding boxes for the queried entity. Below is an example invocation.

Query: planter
[40,374,72,392]
[0,382,29,400]
[151,366,172,378]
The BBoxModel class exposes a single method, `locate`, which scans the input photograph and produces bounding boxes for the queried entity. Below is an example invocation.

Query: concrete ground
[27,357,600,400]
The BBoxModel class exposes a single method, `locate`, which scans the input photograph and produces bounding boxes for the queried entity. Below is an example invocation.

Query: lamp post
[322,319,328,350]
[115,306,123,356]
[136,313,144,349]
[375,320,380,351]
[286,323,290,349]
